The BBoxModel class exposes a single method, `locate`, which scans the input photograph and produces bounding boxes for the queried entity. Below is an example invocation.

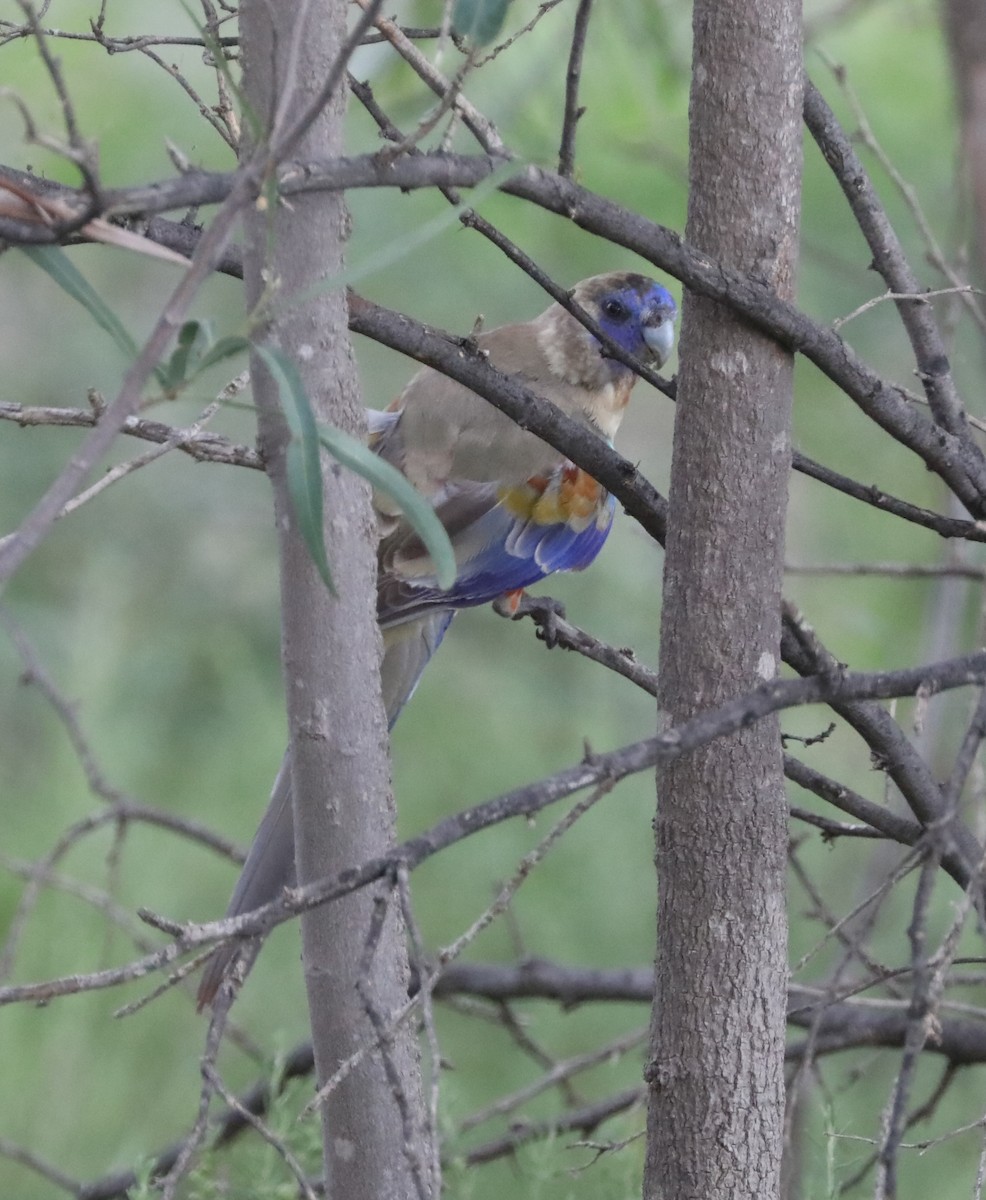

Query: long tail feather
[196,611,453,1009]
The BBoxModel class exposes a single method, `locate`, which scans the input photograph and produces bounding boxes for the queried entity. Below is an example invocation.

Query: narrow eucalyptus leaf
[198,335,250,373]
[255,345,335,595]
[286,439,335,592]
[163,320,214,391]
[318,422,456,590]
[452,0,510,44]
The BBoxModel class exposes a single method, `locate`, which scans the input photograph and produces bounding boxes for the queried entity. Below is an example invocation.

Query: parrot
[196,270,677,1008]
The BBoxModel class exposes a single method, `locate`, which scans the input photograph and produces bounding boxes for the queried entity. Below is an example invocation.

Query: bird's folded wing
[378,468,615,628]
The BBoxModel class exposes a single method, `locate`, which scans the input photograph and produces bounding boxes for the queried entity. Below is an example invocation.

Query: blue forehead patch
[594,281,677,354]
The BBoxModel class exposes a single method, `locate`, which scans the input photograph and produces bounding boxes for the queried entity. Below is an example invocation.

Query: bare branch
[804,79,981,442]
[462,1087,645,1167]
[0,1136,81,1196]
[202,1064,319,1200]
[6,135,986,511]
[0,396,261,468]
[351,0,506,154]
[8,643,986,1008]
[558,0,592,178]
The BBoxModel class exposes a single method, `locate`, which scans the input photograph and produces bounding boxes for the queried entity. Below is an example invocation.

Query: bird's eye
[602,298,629,321]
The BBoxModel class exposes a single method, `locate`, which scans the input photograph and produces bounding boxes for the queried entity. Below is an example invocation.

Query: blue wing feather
[378,477,614,627]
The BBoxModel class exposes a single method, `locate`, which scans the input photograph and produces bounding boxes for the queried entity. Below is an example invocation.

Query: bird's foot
[493,590,566,648]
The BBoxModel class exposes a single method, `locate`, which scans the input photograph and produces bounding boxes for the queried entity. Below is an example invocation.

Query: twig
[787,561,986,580]
[0,1136,82,1195]
[832,285,985,332]
[134,44,236,148]
[788,806,886,839]
[0,397,262,469]
[0,19,448,52]
[783,756,927,853]
[458,1025,647,1134]
[57,401,223,523]
[15,0,99,203]
[462,1087,645,1166]
[354,889,433,1200]
[307,783,613,1117]
[475,0,567,66]
[944,687,986,810]
[558,0,593,178]
[816,54,986,341]
[395,864,442,1194]
[11,641,986,1007]
[877,850,948,1196]
[202,1064,319,1200]
[806,77,984,449]
[352,0,506,155]
[496,592,661,692]
[973,1117,986,1200]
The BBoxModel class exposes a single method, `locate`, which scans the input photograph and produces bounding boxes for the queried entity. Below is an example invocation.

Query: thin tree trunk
[239,3,428,1196]
[943,0,986,280]
[645,2,802,1197]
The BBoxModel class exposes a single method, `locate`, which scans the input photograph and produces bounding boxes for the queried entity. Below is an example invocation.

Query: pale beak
[642,316,675,366]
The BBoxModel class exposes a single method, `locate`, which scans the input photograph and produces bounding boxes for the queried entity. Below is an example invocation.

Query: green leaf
[317,422,456,590]
[255,344,335,593]
[21,245,167,385]
[161,319,214,392]
[452,0,511,45]
[196,334,250,373]
[285,439,335,592]
[254,346,456,595]
[159,326,249,396]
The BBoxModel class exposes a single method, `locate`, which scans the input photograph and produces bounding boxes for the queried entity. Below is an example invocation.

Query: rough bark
[238,3,427,1196]
[943,0,986,279]
[645,2,802,1198]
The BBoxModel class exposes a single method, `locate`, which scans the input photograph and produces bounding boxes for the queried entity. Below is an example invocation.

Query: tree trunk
[645,2,802,1197]
[943,0,986,280]
[238,3,428,1196]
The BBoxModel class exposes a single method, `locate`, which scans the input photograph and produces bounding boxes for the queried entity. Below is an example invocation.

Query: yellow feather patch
[499,467,605,530]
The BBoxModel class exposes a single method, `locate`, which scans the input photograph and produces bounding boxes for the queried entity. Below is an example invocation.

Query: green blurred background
[1,1,985,1195]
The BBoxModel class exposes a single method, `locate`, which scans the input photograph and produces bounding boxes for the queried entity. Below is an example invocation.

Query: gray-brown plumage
[197,271,676,1009]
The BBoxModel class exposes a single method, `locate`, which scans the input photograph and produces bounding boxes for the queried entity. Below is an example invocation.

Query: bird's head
[573,272,678,369]
[535,272,677,392]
